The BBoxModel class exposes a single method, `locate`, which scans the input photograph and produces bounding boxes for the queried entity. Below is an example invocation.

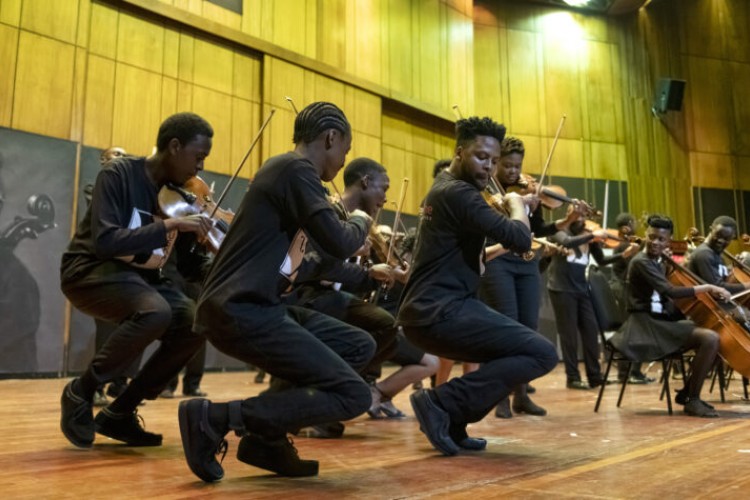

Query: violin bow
[328,180,350,219]
[389,201,410,235]
[452,104,464,120]
[285,96,299,115]
[536,114,567,196]
[602,179,610,227]
[209,109,276,219]
[386,178,410,265]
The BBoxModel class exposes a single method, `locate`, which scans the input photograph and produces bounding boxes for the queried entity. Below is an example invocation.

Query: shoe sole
[236,438,319,477]
[409,392,459,456]
[94,419,163,447]
[178,399,224,482]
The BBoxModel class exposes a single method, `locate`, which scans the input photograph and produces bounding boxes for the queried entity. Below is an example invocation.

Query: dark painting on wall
[0,127,76,375]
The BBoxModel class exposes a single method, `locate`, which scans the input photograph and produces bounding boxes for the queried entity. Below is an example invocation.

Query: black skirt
[610,312,694,362]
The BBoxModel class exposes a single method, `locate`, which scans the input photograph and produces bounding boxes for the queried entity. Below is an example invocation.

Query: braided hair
[501,136,525,158]
[293,102,351,145]
[455,117,506,149]
[156,112,213,152]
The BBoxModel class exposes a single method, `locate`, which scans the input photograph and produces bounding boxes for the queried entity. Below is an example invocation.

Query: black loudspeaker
[653,78,686,114]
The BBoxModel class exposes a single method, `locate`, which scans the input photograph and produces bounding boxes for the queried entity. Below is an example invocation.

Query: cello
[664,254,750,379]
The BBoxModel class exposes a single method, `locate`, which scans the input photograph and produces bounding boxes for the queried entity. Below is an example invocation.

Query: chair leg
[744,377,749,401]
[663,359,673,415]
[616,361,631,408]
[595,350,615,412]
[717,362,726,403]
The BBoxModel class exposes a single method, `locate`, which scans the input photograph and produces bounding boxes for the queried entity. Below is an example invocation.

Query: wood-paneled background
[0,0,748,222]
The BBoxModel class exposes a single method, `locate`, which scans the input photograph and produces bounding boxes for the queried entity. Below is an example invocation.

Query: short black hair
[156,112,213,152]
[615,212,635,228]
[455,117,506,149]
[647,214,673,234]
[293,102,351,144]
[400,227,418,254]
[501,136,525,157]
[343,158,387,187]
[432,159,451,178]
[711,215,738,234]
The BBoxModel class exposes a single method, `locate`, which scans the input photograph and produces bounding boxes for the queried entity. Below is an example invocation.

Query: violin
[506,173,568,210]
[583,219,625,249]
[368,225,409,269]
[158,176,235,254]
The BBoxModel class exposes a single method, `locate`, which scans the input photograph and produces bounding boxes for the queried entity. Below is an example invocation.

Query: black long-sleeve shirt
[398,170,531,327]
[687,242,744,294]
[195,153,369,323]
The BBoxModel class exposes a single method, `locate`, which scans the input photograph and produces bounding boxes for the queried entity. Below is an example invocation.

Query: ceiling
[514,0,652,15]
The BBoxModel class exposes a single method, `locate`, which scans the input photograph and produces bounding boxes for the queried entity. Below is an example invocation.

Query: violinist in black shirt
[179,102,376,481]
[59,113,214,449]
[688,215,750,296]
[398,117,558,456]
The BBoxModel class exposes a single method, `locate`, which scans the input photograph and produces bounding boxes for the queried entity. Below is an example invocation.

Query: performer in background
[610,215,729,417]
[398,117,558,456]
[179,102,375,481]
[59,113,214,448]
[480,136,579,417]
[687,216,750,295]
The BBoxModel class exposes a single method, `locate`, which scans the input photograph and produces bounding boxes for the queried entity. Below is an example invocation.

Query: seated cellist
[610,215,730,418]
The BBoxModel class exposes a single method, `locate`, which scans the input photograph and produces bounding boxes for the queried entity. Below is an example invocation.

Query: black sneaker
[60,379,94,448]
[684,398,719,418]
[236,434,319,477]
[675,388,688,405]
[178,399,228,482]
[409,389,459,456]
[512,395,547,416]
[94,408,162,446]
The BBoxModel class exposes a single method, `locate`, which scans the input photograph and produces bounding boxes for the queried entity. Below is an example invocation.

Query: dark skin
[296,129,353,182]
[706,224,735,255]
[146,134,213,239]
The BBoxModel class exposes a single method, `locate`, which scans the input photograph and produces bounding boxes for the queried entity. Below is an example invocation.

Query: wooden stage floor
[3,364,750,499]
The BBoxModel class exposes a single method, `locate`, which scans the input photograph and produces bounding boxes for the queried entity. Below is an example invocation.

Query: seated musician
[397,116,558,456]
[59,113,214,448]
[610,215,730,417]
[687,215,750,295]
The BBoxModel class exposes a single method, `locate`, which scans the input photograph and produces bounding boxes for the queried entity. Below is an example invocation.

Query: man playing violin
[610,215,730,417]
[179,102,376,481]
[60,113,215,448]
[479,136,580,417]
[398,117,558,456]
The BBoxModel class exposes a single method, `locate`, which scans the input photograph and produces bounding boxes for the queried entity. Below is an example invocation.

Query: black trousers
[63,273,204,400]
[201,303,375,438]
[294,288,399,380]
[480,257,542,330]
[548,289,603,383]
[403,298,558,426]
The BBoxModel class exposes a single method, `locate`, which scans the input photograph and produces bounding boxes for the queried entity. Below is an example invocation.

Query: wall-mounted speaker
[653,78,686,114]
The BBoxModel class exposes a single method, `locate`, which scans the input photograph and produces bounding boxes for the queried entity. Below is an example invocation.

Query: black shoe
[675,388,688,405]
[457,436,487,451]
[512,395,547,416]
[183,388,208,397]
[588,378,612,389]
[93,389,109,408]
[526,384,536,394]
[237,434,319,477]
[684,398,719,418]
[567,380,592,390]
[494,397,512,419]
[409,389,459,456]
[412,381,424,390]
[94,408,162,446]
[178,399,229,482]
[60,379,95,448]
[626,375,649,385]
[294,422,345,439]
[254,371,266,384]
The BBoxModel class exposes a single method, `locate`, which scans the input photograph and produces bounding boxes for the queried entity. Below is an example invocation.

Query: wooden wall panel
[687,56,731,154]
[19,0,78,44]
[88,1,119,59]
[192,86,232,174]
[111,63,163,155]
[507,29,541,135]
[0,0,22,25]
[0,24,18,128]
[12,31,75,138]
[473,23,505,121]
[385,0,414,98]
[193,38,234,95]
[731,62,750,156]
[116,12,164,74]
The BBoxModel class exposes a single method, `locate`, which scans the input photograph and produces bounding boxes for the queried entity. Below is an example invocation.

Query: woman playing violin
[610,215,730,417]
[479,136,580,418]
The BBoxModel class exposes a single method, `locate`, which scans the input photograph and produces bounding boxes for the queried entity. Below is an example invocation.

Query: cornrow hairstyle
[156,112,213,152]
[293,101,351,145]
[343,158,387,187]
[455,117,506,149]
[711,215,738,234]
[615,212,635,228]
[501,136,525,158]
[646,214,674,234]
[432,159,452,178]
